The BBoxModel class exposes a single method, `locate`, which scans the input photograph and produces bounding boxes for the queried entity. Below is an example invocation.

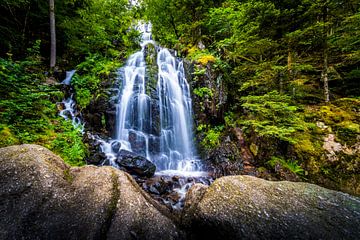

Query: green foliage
[60,0,138,59]
[0,0,138,66]
[193,87,213,98]
[240,91,305,143]
[142,0,221,47]
[49,121,87,166]
[267,156,305,176]
[0,57,85,166]
[72,54,121,109]
[197,124,224,149]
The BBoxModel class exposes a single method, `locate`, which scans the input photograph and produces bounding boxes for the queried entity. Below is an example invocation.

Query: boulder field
[0,144,359,239]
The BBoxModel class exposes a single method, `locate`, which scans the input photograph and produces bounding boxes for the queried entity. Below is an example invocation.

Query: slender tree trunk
[49,0,56,69]
[322,4,330,103]
[287,48,293,80]
[322,46,330,103]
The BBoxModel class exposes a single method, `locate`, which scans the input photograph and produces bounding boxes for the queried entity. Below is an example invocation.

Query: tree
[49,0,56,69]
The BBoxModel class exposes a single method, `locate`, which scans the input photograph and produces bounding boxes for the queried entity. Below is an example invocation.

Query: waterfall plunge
[105,23,202,175]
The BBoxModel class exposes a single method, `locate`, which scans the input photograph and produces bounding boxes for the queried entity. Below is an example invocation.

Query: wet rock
[184,175,360,239]
[142,176,175,196]
[140,175,213,211]
[82,97,108,133]
[116,150,156,177]
[149,136,161,155]
[56,102,65,111]
[0,144,180,240]
[105,110,116,134]
[128,130,147,156]
[111,141,121,153]
[83,133,106,165]
[205,142,244,177]
[168,192,181,202]
[87,152,107,165]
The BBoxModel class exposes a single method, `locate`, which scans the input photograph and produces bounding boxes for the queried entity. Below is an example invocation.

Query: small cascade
[58,70,84,133]
[61,70,76,85]
[100,22,203,175]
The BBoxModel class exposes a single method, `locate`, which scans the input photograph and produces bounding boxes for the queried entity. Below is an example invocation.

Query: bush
[49,121,87,166]
[267,156,305,176]
[197,124,224,149]
[240,91,305,143]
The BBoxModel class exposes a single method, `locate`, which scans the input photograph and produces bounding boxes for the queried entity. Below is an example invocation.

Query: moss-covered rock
[0,144,180,240]
[184,175,360,240]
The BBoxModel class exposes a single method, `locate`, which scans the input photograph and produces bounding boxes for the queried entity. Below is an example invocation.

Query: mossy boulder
[184,175,360,240]
[0,144,180,240]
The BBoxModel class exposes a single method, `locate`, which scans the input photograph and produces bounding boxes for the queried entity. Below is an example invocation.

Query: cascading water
[102,22,203,175]
[157,49,198,172]
[59,70,84,133]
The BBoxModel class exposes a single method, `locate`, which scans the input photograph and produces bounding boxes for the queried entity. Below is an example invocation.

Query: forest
[1,0,358,193]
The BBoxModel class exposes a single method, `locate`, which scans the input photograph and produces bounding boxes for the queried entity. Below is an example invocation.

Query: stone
[84,133,107,165]
[205,141,244,177]
[128,130,147,156]
[105,110,117,134]
[116,149,156,177]
[183,175,360,240]
[323,134,343,162]
[0,144,179,240]
[111,141,121,153]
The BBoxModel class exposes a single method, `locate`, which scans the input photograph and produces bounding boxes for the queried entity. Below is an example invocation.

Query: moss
[257,167,267,174]
[319,105,353,125]
[63,169,74,183]
[250,143,258,156]
[296,139,315,153]
[197,54,216,65]
[0,126,19,147]
[267,156,305,176]
[100,171,120,238]
[336,121,360,145]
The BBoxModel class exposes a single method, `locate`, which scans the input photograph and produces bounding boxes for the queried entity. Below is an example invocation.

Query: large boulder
[116,149,156,177]
[183,175,360,240]
[0,144,179,240]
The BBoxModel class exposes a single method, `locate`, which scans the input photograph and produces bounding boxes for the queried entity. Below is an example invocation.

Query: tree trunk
[322,3,330,103]
[49,0,56,69]
[322,47,330,103]
[287,48,293,80]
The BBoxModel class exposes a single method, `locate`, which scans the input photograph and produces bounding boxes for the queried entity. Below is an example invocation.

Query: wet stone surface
[135,173,214,210]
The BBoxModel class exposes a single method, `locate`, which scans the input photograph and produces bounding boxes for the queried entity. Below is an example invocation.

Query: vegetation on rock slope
[142,0,360,195]
[0,0,139,166]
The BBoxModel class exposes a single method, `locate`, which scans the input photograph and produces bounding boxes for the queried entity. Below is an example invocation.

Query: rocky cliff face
[1,144,359,239]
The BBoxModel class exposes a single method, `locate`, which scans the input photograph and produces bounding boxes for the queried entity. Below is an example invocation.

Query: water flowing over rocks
[1,144,359,239]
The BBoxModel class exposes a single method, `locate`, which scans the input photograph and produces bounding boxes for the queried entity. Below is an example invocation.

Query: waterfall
[104,22,202,174]
[61,70,76,85]
[157,49,197,171]
[59,70,84,133]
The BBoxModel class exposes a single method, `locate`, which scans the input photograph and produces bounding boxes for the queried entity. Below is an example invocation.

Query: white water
[61,70,76,85]
[59,71,84,133]
[102,22,202,174]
